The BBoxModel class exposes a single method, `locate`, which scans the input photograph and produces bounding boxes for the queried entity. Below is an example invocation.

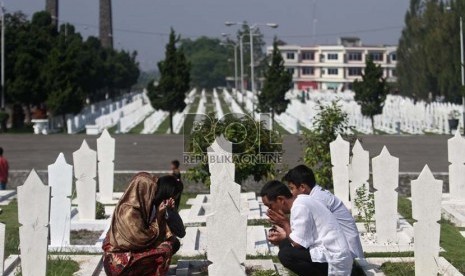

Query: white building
[267,37,397,91]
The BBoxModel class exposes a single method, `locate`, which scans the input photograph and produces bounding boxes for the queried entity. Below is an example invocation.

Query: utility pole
[1,2,5,110]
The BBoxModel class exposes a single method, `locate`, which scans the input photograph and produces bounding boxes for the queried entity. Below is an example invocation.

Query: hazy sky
[6,0,409,71]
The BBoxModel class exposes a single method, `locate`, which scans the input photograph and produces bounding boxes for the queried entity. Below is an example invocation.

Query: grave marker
[330,134,350,207]
[448,130,465,201]
[206,137,247,276]
[349,140,369,216]
[18,170,50,276]
[372,146,399,243]
[73,140,97,220]
[49,153,73,247]
[97,129,115,202]
[412,165,442,276]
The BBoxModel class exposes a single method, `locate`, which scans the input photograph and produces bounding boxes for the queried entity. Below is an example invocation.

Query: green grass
[128,112,153,134]
[181,95,201,135]
[272,121,290,135]
[365,252,414,258]
[380,262,414,276]
[16,256,80,276]
[179,193,197,210]
[155,115,171,134]
[107,124,118,135]
[6,124,34,134]
[247,219,272,227]
[0,200,20,257]
[398,196,465,273]
[205,91,214,114]
[218,91,232,114]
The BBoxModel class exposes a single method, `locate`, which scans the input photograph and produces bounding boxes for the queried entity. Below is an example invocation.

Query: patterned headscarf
[105,172,163,252]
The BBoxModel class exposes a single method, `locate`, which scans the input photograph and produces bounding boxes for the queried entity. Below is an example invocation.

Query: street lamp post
[220,36,239,95]
[225,21,278,117]
[1,2,5,110]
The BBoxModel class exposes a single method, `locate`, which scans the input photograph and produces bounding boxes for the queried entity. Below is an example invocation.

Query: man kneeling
[261,180,352,276]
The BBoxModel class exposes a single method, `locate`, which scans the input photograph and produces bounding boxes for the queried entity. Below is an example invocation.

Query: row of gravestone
[330,135,455,276]
[0,130,116,275]
[272,89,461,135]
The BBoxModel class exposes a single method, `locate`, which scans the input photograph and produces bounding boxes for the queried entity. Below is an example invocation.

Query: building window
[348,67,363,76]
[287,68,295,75]
[327,53,338,60]
[391,53,397,61]
[302,67,314,75]
[391,69,397,77]
[368,52,384,61]
[286,52,295,60]
[347,52,362,61]
[327,68,338,75]
[302,51,315,60]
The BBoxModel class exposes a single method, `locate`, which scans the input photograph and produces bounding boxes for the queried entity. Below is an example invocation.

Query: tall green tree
[147,29,190,134]
[258,39,292,121]
[353,58,389,131]
[180,37,229,89]
[397,0,463,102]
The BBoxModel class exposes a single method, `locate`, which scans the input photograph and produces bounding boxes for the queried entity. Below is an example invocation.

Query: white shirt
[310,185,364,259]
[290,195,353,276]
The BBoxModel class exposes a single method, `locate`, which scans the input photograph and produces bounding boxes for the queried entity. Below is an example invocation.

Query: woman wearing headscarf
[102,173,184,276]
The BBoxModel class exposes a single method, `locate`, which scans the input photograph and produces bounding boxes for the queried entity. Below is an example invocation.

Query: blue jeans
[0,182,6,190]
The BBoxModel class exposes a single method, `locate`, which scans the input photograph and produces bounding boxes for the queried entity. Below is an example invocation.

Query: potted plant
[448,109,460,133]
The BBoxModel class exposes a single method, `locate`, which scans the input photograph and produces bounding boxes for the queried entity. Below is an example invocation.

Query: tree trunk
[370,116,375,134]
[62,114,67,133]
[169,111,173,134]
[271,110,275,130]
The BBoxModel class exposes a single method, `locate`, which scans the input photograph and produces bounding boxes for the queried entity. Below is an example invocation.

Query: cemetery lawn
[128,111,153,134]
[154,116,171,134]
[398,197,465,273]
[16,257,80,276]
[218,93,232,114]
[272,121,290,135]
[0,199,20,257]
[179,193,197,210]
[380,262,414,276]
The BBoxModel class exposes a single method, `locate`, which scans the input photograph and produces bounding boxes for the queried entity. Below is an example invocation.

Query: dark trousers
[278,239,328,276]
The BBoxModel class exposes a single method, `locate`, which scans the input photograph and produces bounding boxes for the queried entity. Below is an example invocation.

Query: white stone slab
[448,130,465,201]
[349,139,369,215]
[372,146,399,244]
[17,169,50,276]
[0,190,16,205]
[49,153,73,248]
[178,226,278,257]
[95,192,124,205]
[0,223,4,274]
[330,134,350,207]
[412,165,442,276]
[208,250,246,276]
[97,129,115,202]
[73,140,97,220]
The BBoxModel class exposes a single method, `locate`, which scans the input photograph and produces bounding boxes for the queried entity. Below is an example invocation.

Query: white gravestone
[448,130,465,201]
[349,140,369,216]
[17,170,50,276]
[206,137,247,276]
[412,165,442,276]
[372,146,399,243]
[49,153,73,247]
[97,129,115,202]
[0,223,4,274]
[330,134,350,207]
[73,140,97,220]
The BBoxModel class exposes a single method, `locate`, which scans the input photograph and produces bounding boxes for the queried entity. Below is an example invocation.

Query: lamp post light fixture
[225,21,278,117]
[220,35,239,93]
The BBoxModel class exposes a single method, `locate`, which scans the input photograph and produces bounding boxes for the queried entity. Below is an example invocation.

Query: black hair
[0,147,3,155]
[171,160,180,169]
[283,165,316,189]
[260,180,292,201]
[154,175,184,209]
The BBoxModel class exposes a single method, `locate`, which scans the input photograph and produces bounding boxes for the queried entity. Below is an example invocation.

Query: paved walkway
[0,134,451,172]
